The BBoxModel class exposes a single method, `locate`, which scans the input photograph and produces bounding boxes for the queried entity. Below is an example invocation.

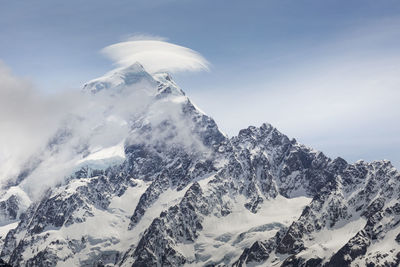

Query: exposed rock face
[0,196,19,222]
[235,160,400,267]
[0,64,399,266]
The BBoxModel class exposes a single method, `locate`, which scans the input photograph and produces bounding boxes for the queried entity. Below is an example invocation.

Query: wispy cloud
[0,62,77,184]
[101,36,209,73]
[124,33,167,42]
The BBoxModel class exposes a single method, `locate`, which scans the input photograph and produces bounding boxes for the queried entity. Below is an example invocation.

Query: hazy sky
[1,0,399,167]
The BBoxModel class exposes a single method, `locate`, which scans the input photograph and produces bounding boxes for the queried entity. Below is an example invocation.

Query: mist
[0,59,211,200]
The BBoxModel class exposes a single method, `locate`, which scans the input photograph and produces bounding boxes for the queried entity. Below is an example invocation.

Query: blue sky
[1,0,400,167]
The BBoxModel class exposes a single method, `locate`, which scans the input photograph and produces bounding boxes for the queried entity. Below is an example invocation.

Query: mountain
[0,63,399,266]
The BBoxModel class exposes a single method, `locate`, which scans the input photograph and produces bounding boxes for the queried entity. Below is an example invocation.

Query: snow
[48,178,195,266]
[128,186,189,242]
[82,142,125,162]
[299,216,366,263]
[4,57,399,267]
[184,194,311,266]
[0,186,31,208]
[83,62,156,94]
[358,228,400,265]
[76,142,126,170]
[0,221,19,239]
[0,186,32,225]
[62,178,91,197]
[54,179,150,266]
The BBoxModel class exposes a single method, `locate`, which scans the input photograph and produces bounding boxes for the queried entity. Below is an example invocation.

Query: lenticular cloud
[101,39,210,73]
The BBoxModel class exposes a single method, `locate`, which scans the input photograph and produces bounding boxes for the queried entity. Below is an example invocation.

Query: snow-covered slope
[0,63,399,267]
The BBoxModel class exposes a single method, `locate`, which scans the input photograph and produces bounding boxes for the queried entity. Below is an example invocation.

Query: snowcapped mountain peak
[153,72,186,98]
[1,61,399,267]
[82,62,156,94]
[119,61,145,72]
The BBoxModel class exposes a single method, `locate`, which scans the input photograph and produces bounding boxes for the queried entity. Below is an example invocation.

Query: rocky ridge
[0,63,398,266]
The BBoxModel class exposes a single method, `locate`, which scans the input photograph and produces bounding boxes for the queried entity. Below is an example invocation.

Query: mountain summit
[0,65,399,266]
[83,63,155,94]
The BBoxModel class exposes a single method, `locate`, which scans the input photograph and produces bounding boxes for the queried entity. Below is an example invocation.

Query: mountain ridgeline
[0,63,399,266]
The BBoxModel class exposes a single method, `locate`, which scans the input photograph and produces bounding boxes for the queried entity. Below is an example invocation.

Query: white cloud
[101,37,209,73]
[0,62,78,185]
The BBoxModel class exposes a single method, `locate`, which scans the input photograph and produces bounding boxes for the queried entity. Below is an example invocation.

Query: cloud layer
[0,63,63,180]
[102,38,209,73]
